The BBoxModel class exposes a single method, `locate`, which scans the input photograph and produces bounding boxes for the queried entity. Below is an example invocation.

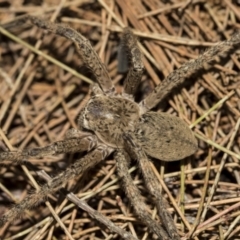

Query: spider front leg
[115,150,170,240]
[121,28,144,96]
[0,144,113,227]
[0,132,97,164]
[22,16,114,94]
[139,31,240,113]
[123,133,181,240]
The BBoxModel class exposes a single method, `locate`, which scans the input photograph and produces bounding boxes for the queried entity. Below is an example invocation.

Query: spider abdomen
[134,112,198,161]
[80,95,140,147]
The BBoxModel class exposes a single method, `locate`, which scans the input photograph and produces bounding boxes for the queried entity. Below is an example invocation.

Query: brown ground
[0,0,240,239]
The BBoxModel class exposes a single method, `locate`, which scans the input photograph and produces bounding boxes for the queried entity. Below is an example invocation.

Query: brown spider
[0,16,240,239]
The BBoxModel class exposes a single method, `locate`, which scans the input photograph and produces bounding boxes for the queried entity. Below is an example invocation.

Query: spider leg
[23,16,114,94]
[123,133,181,240]
[0,133,97,164]
[115,149,170,240]
[139,31,240,113]
[121,28,144,96]
[0,144,113,227]
[64,128,93,139]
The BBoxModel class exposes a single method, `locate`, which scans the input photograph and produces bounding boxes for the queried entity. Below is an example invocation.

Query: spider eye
[88,101,104,118]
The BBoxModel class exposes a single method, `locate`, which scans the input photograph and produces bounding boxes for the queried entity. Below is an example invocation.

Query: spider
[0,16,240,240]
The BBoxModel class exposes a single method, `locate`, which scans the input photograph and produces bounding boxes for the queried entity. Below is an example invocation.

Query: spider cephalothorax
[80,86,140,148]
[1,15,240,240]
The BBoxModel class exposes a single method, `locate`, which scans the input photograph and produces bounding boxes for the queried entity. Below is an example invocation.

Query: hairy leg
[115,149,170,240]
[0,133,97,163]
[0,144,113,227]
[139,31,240,113]
[123,133,181,240]
[121,28,144,96]
[22,16,114,94]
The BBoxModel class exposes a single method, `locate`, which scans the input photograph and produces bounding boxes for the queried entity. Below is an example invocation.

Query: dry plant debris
[0,0,240,239]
